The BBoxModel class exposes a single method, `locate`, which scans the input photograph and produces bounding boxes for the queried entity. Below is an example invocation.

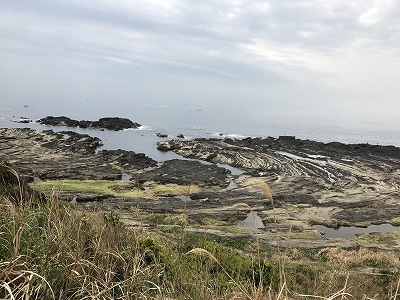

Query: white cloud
[358,0,394,27]
[104,56,132,64]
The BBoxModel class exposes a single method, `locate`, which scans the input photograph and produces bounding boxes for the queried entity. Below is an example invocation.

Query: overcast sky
[1,0,399,121]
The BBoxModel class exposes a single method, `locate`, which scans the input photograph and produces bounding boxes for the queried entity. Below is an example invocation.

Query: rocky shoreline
[1,124,400,251]
[158,138,400,224]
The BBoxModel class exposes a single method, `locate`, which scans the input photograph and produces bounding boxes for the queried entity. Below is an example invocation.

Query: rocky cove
[1,122,400,251]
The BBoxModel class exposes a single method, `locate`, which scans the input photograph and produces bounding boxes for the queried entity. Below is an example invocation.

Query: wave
[123,125,153,131]
[189,126,202,131]
[146,105,168,108]
[209,132,248,139]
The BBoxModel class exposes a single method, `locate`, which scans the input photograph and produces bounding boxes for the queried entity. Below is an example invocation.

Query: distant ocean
[1,101,399,161]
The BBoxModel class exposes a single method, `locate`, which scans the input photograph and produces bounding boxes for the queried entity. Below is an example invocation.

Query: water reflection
[237,212,265,231]
[216,163,244,176]
[121,173,132,181]
[314,224,400,239]
[33,176,43,183]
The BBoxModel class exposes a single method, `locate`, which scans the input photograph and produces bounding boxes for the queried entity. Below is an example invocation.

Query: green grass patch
[33,179,118,194]
[143,212,189,226]
[285,204,299,212]
[32,179,202,199]
[357,231,400,246]
[288,230,321,240]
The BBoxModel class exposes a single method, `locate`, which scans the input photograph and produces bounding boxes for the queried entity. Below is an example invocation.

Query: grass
[390,217,400,226]
[318,247,400,269]
[357,231,400,247]
[284,205,299,212]
[288,230,321,240]
[0,197,276,299]
[32,179,202,199]
[3,163,400,299]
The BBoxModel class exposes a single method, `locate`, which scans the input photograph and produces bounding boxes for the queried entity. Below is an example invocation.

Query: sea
[1,100,399,161]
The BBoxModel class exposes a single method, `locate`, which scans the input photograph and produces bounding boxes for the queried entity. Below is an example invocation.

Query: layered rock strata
[157,137,400,226]
[0,128,155,180]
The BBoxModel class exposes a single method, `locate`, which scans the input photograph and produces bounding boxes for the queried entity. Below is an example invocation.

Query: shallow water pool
[237,212,265,231]
[313,224,400,239]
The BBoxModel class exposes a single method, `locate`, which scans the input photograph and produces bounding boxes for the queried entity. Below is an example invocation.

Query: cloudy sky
[1,0,399,121]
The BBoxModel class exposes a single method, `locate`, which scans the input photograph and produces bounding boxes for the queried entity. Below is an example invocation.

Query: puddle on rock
[33,176,43,183]
[220,180,238,192]
[314,224,400,239]
[216,163,245,176]
[121,173,132,181]
[175,195,191,201]
[237,212,265,231]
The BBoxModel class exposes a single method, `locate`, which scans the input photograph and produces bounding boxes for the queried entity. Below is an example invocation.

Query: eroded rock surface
[0,128,156,180]
[157,137,400,226]
[0,128,230,188]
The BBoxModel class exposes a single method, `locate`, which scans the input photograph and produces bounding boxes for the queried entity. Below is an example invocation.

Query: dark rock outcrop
[41,130,103,154]
[37,116,141,131]
[15,117,32,124]
[37,116,79,127]
[139,159,230,188]
[99,150,157,170]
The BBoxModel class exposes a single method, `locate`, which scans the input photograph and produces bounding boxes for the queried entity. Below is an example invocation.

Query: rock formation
[37,116,141,131]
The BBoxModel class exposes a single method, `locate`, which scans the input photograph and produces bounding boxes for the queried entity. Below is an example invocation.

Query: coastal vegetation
[1,163,400,299]
[33,179,204,199]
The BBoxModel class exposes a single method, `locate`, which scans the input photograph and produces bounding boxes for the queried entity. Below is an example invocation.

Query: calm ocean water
[1,100,399,161]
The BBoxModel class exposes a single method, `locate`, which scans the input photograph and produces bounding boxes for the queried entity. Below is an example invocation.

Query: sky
[1,0,399,122]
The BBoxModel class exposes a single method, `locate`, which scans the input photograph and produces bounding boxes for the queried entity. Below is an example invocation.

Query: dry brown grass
[0,257,55,300]
[319,247,400,268]
[247,178,274,203]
